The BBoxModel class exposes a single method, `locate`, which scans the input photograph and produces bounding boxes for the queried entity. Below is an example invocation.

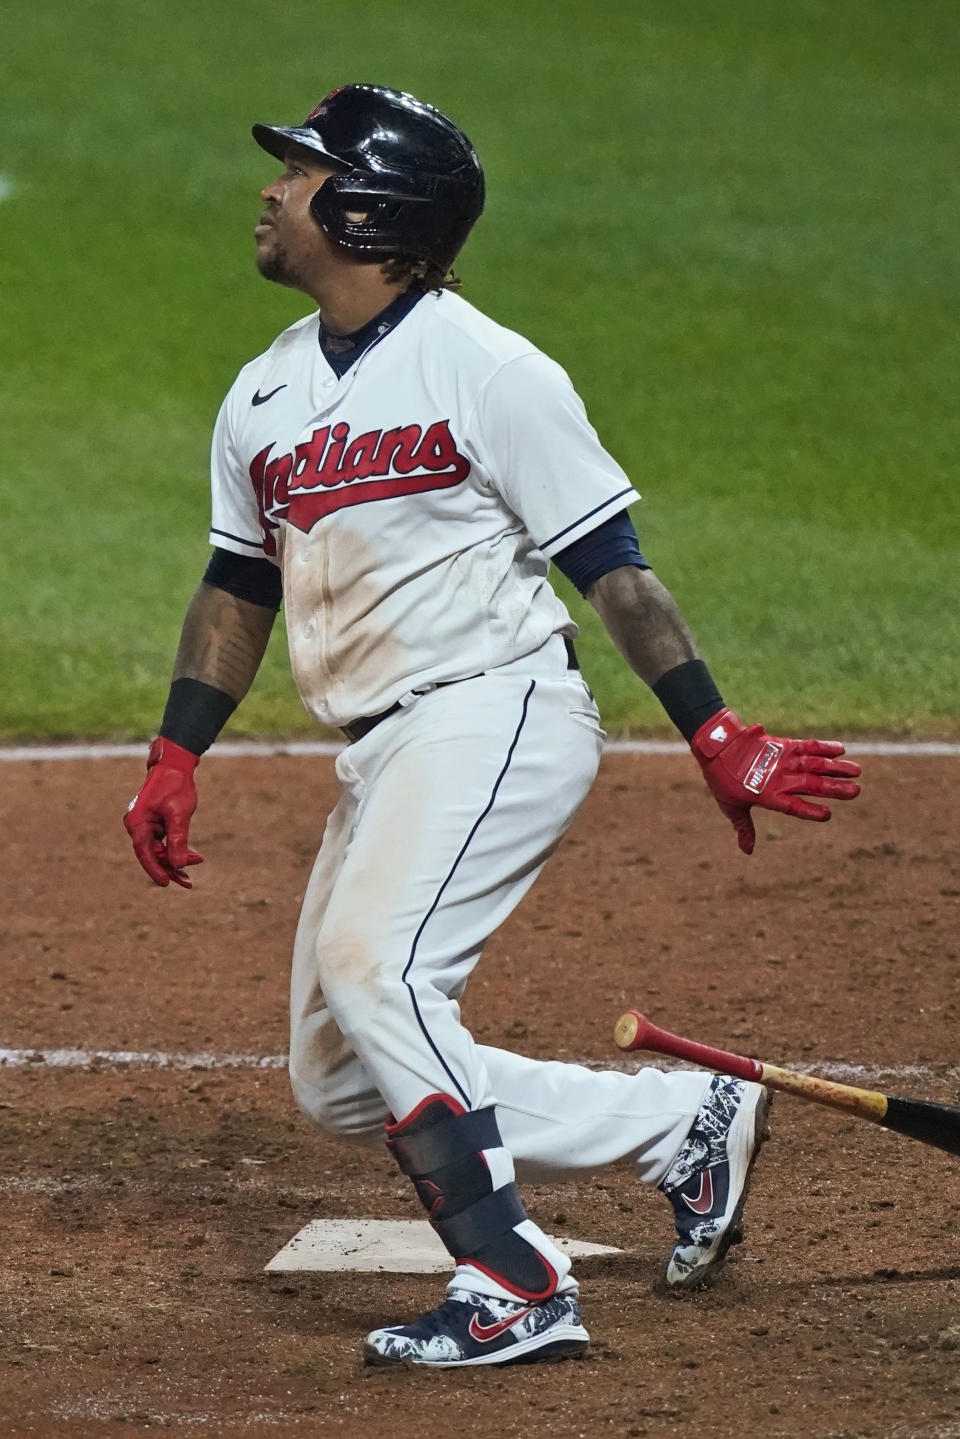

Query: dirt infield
[2,753,959,1438]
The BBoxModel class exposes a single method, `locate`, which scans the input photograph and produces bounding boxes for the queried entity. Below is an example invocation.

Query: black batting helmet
[252,84,484,272]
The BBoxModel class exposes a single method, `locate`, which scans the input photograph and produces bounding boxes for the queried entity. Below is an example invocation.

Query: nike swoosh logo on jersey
[681,1169,715,1215]
[251,385,287,406]
[468,1305,539,1344]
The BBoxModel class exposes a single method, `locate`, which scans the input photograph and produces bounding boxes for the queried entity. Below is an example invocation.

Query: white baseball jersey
[209,289,639,727]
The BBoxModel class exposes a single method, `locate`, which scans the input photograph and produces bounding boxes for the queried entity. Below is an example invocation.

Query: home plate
[265,1219,623,1273]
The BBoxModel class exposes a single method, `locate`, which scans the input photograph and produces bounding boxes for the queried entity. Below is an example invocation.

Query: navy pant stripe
[401,680,537,1109]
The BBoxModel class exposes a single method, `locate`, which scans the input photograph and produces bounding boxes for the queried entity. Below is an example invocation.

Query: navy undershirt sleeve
[552,510,649,596]
[203,548,283,610]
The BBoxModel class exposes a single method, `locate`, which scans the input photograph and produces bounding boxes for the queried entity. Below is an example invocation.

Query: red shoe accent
[682,1169,715,1215]
[467,1305,539,1343]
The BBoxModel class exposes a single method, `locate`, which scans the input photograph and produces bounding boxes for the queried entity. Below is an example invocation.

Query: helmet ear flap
[309,174,384,253]
[309,173,342,223]
[311,174,373,230]
[309,172,440,263]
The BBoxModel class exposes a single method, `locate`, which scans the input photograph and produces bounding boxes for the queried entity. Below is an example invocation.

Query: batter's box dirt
[1,754,958,1436]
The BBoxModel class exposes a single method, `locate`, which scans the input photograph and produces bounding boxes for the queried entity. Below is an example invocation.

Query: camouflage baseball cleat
[363,1289,589,1367]
[658,1076,771,1290]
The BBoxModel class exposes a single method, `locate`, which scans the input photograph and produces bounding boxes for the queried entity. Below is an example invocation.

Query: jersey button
[322,378,335,389]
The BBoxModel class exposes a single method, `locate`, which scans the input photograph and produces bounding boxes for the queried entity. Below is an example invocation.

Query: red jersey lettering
[249,419,470,542]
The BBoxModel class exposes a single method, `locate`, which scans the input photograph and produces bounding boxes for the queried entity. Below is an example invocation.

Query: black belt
[341,636,579,745]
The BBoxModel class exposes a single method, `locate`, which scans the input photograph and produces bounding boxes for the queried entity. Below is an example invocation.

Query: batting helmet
[252,84,485,272]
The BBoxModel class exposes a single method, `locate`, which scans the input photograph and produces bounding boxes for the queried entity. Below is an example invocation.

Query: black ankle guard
[386,1096,557,1301]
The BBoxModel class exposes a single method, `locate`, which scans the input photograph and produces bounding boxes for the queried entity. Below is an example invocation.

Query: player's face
[255,149,341,291]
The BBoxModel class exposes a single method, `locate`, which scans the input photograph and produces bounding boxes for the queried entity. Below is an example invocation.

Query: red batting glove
[691,708,861,855]
[123,737,205,888]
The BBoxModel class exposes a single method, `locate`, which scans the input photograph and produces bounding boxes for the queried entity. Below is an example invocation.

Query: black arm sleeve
[552,510,649,597]
[203,548,283,610]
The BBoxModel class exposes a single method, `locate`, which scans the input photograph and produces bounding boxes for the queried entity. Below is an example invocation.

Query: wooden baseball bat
[613,1010,960,1158]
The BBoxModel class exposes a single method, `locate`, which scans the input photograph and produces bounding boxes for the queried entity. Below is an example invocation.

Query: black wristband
[651,659,725,743]
[159,678,238,756]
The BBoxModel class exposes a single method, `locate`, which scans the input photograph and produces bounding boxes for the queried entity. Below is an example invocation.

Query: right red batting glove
[124,737,204,888]
[691,708,862,855]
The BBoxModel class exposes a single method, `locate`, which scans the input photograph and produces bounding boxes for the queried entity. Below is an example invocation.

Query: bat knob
[613,1010,643,1051]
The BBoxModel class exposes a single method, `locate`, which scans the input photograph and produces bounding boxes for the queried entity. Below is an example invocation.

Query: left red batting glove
[124,737,205,888]
[691,708,861,855]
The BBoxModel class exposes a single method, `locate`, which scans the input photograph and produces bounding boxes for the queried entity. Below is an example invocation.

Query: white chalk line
[1,738,959,761]
[1,1045,956,1085]
[0,1047,286,1071]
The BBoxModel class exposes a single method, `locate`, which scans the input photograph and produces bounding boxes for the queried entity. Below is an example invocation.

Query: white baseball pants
[288,635,711,1296]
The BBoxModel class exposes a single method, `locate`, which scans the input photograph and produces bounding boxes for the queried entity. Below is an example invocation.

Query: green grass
[1,0,958,738]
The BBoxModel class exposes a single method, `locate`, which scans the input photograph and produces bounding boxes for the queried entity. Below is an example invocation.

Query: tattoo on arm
[171,582,277,702]
[586,567,699,687]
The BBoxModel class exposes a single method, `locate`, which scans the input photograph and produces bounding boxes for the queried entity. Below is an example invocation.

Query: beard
[256,250,298,288]
[255,234,306,290]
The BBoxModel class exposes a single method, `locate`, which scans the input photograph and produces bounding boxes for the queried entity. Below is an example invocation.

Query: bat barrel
[758,1063,888,1119]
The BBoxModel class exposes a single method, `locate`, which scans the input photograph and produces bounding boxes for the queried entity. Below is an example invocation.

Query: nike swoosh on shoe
[682,1169,715,1215]
[467,1306,539,1343]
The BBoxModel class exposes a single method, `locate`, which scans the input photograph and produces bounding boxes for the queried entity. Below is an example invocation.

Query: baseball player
[123,84,862,1369]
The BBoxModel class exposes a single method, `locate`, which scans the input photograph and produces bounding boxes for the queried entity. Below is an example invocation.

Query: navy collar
[318,287,425,378]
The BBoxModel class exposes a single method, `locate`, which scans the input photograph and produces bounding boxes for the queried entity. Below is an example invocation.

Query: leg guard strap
[387,1105,500,1176]
[432,1183,527,1255]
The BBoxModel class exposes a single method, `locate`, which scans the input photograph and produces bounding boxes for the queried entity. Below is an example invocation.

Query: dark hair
[381,255,462,294]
